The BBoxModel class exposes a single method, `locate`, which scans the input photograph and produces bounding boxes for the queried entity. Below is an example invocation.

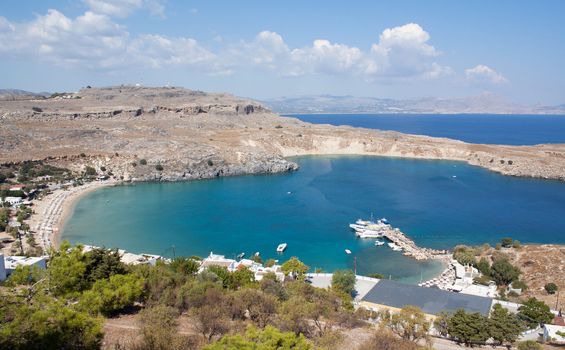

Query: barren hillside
[1,86,564,182]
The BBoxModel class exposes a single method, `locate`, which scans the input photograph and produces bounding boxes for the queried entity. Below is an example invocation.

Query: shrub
[100,166,106,172]
[155,164,164,171]
[275,125,283,129]
[207,159,214,166]
[501,237,513,248]
[517,340,542,350]
[139,159,147,165]
[544,282,558,294]
[84,166,96,176]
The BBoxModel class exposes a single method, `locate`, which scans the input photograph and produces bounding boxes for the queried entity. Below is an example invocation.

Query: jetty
[350,218,449,261]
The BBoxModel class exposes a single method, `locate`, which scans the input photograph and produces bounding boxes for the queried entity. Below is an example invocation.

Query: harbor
[350,217,450,261]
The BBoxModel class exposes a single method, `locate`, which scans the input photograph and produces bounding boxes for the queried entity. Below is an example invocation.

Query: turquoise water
[62,156,565,283]
[291,114,565,145]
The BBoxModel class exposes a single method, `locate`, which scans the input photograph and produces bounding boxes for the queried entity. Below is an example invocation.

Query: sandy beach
[28,180,118,251]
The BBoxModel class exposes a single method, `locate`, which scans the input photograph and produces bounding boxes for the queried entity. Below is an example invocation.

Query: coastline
[29,180,117,251]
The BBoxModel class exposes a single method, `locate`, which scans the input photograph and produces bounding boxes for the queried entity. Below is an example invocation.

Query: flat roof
[361,279,493,316]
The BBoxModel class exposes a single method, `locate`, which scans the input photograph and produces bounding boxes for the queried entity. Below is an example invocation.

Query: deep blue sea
[289,114,565,145]
[62,156,565,283]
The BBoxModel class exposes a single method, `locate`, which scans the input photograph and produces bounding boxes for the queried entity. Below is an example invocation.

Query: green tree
[476,257,491,276]
[447,309,490,346]
[5,265,45,286]
[204,325,315,350]
[490,256,520,286]
[79,274,144,316]
[83,247,126,283]
[47,244,88,296]
[488,304,525,346]
[169,257,200,276]
[233,288,278,328]
[544,282,558,294]
[281,257,309,278]
[231,266,256,289]
[331,269,356,296]
[518,298,554,327]
[387,305,430,343]
[0,295,103,350]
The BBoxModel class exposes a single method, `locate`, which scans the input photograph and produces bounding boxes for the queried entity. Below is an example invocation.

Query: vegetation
[1,243,371,349]
[281,256,309,278]
[446,309,490,346]
[358,330,425,350]
[155,164,164,171]
[85,166,97,176]
[205,325,315,349]
[488,304,526,346]
[331,269,356,296]
[518,298,554,327]
[386,306,430,343]
[139,159,147,165]
[544,282,558,294]
[516,340,542,350]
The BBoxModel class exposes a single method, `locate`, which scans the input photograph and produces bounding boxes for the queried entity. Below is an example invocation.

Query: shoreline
[28,180,117,251]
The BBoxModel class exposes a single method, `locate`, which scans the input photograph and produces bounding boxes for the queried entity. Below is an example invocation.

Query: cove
[61,156,565,283]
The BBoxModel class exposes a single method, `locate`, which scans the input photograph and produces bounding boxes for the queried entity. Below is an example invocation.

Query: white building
[1,255,47,281]
[200,252,285,282]
[2,196,23,207]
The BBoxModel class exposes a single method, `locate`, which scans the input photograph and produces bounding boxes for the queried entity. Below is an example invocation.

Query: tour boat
[276,243,287,253]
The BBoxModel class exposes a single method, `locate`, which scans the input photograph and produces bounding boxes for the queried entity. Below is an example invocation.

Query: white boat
[356,229,384,238]
[387,242,402,251]
[355,219,375,226]
[345,249,352,254]
[349,223,366,231]
[374,240,385,246]
[276,243,287,253]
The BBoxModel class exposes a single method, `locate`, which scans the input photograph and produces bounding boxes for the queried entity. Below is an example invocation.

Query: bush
[155,164,164,171]
[517,340,542,350]
[84,166,96,176]
[544,282,558,294]
[501,237,514,248]
[139,158,147,165]
[100,166,106,172]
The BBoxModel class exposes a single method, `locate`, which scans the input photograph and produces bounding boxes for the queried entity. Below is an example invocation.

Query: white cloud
[0,9,217,71]
[465,64,508,84]
[83,0,165,18]
[0,11,456,83]
[234,24,449,81]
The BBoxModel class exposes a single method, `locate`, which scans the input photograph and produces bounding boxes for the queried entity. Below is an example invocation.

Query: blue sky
[0,0,564,104]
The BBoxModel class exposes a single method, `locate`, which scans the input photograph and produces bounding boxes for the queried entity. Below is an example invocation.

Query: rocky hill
[1,86,564,182]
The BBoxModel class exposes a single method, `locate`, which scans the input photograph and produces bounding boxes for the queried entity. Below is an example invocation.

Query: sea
[61,114,565,283]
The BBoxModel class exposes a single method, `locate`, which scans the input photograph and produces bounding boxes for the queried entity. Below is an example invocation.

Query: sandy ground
[26,180,117,251]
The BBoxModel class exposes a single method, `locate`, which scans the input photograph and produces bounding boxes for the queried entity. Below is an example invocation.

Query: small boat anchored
[276,243,287,253]
[345,249,352,254]
[374,240,385,246]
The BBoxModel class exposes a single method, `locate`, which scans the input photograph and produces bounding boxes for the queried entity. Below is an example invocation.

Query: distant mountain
[261,93,565,115]
[0,89,49,101]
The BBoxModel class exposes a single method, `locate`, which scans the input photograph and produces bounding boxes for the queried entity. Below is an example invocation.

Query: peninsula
[1,86,564,183]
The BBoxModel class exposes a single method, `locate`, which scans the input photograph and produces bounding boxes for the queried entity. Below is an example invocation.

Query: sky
[0,0,564,104]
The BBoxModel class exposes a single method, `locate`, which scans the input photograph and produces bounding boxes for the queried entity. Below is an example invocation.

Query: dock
[380,226,448,260]
[351,218,449,261]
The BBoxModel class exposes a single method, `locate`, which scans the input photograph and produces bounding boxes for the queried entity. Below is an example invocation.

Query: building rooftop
[361,279,493,316]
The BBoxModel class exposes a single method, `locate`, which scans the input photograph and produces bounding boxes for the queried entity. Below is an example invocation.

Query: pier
[352,219,449,261]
